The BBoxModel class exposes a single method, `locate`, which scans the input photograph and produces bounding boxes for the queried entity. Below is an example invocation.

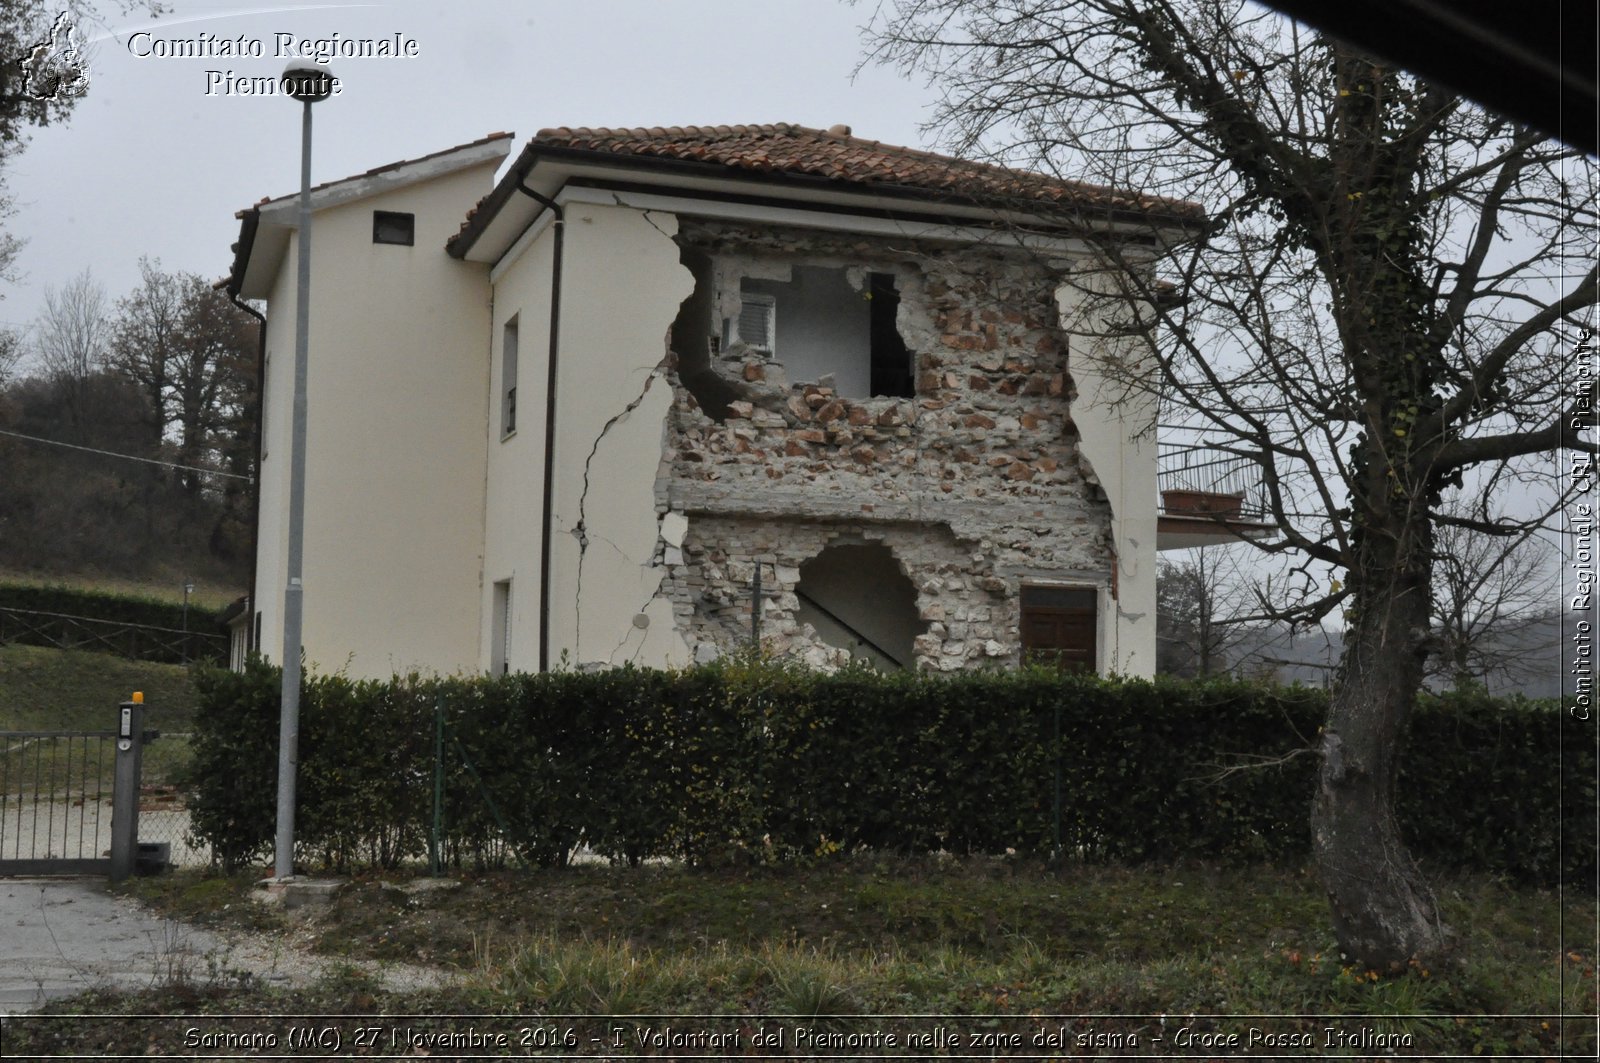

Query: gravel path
[0,877,460,1013]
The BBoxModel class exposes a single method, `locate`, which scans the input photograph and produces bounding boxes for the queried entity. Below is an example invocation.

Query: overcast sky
[3,0,934,337]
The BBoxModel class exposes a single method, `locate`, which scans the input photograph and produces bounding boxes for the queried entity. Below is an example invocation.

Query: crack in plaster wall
[572,364,665,662]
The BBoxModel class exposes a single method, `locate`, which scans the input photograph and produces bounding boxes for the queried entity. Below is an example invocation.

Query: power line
[0,427,253,482]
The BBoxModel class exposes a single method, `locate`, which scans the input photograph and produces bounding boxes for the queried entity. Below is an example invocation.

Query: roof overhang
[217,595,250,628]
[227,134,512,300]
[450,142,1205,268]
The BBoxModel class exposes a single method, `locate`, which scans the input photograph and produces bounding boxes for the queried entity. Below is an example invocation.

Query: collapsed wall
[648,219,1116,672]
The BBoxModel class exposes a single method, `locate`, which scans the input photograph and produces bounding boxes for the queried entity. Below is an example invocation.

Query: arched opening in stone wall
[794,542,924,670]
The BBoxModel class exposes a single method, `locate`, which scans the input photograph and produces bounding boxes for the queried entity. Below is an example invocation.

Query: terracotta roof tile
[531,123,1202,221]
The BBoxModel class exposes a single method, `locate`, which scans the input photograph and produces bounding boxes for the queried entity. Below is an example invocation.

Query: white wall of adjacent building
[253,160,498,677]
[480,217,554,675]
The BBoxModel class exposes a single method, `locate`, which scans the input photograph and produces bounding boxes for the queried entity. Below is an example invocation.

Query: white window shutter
[737,296,775,351]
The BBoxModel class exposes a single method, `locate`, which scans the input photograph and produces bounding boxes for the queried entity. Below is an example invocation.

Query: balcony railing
[1157,442,1267,521]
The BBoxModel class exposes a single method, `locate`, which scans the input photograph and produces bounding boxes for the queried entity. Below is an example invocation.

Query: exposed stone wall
[661,516,1020,672]
[656,219,1115,672]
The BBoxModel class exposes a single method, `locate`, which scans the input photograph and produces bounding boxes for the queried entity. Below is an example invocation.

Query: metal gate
[0,697,154,879]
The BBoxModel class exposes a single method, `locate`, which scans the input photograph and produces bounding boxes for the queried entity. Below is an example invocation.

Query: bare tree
[0,4,162,280]
[0,326,21,386]
[1156,547,1258,678]
[1430,514,1556,692]
[169,275,256,497]
[866,0,1597,969]
[106,262,257,495]
[34,268,109,435]
[0,231,20,292]
[0,2,89,281]
[108,257,183,448]
[0,260,255,579]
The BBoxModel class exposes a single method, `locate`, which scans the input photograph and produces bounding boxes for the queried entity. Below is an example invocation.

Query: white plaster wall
[480,228,555,674]
[253,162,497,677]
[1058,277,1159,678]
[546,202,694,668]
[483,200,693,670]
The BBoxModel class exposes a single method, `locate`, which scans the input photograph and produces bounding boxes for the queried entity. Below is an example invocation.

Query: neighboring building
[226,123,1242,680]
[218,594,251,672]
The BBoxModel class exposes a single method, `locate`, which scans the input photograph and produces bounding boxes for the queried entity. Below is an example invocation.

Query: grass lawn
[0,643,199,731]
[0,566,242,611]
[11,857,1592,1058]
[0,644,199,791]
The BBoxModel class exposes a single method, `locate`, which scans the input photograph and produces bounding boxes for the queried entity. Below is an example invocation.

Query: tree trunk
[1307,46,1457,971]
[1312,533,1450,971]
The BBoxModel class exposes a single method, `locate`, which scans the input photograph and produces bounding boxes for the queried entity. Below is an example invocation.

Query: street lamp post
[181,581,194,662]
[274,57,335,882]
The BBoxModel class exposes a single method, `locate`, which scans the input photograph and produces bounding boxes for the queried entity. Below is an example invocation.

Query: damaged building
[224,123,1219,680]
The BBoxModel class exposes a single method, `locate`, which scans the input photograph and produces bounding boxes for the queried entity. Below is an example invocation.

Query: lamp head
[281,57,335,102]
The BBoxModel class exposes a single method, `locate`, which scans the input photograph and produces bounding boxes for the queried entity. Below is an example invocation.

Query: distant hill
[1211,606,1588,699]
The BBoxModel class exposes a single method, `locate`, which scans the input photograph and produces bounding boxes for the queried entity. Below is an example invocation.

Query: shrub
[185,661,1592,884]
[184,659,279,871]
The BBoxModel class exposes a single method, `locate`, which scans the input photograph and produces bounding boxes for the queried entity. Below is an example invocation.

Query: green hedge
[186,660,1594,884]
[1398,687,1595,886]
[0,583,226,664]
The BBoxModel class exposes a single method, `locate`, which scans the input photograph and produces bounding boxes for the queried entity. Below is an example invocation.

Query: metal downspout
[514,179,564,672]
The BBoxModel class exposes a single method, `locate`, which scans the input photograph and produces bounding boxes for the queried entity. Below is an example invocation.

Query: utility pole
[273,55,335,882]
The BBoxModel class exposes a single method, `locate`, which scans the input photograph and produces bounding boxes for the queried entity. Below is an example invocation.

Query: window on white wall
[501,316,519,439]
[372,210,415,246]
[491,579,512,674]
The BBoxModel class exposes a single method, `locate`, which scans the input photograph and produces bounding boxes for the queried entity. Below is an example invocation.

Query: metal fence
[136,734,209,869]
[0,720,209,876]
[0,730,116,874]
[0,606,226,665]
